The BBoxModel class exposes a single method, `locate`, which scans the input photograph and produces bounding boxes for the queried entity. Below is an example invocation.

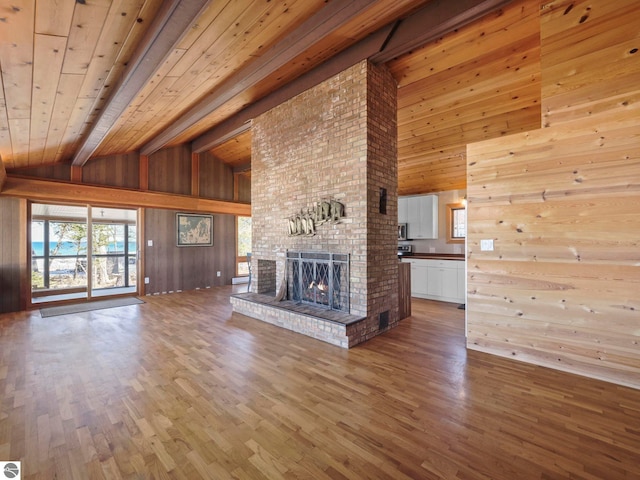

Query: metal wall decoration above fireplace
[286,251,349,312]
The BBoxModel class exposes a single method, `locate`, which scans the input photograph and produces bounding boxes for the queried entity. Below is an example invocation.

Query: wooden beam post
[70,165,83,183]
[191,152,200,197]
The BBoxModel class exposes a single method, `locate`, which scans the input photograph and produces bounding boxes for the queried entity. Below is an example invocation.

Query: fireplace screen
[286,252,349,312]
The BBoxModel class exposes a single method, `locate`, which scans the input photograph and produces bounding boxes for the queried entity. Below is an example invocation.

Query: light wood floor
[1,286,638,479]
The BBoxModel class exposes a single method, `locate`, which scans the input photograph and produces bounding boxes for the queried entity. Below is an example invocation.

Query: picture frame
[176,213,213,247]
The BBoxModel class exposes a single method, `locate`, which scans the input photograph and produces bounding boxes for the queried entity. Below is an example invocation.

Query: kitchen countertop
[401,253,465,261]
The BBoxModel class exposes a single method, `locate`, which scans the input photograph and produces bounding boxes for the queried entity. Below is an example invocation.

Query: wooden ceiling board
[30,34,67,166]
[61,0,112,75]
[34,0,75,36]
[390,0,541,195]
[77,0,148,101]
[43,74,86,165]
[0,0,35,167]
[210,129,252,169]
[389,2,539,88]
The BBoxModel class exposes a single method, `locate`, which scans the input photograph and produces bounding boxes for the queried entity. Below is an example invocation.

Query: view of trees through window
[237,216,252,276]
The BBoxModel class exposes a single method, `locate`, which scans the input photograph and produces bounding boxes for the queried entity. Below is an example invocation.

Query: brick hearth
[230,292,365,348]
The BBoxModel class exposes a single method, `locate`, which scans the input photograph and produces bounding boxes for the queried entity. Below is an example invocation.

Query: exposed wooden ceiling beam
[2,176,250,216]
[193,0,515,153]
[371,0,515,63]
[71,0,211,167]
[142,0,383,156]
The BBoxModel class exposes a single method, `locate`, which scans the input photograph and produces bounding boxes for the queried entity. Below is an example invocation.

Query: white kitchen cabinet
[404,258,465,303]
[398,196,409,224]
[407,259,428,295]
[405,195,438,239]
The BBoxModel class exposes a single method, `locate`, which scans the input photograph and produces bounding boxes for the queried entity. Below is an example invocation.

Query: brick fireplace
[230,59,398,348]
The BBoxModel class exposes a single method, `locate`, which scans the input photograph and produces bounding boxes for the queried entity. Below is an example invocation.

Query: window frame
[446,202,466,244]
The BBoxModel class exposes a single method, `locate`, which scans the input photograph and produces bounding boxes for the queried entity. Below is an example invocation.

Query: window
[236,216,252,276]
[446,202,466,244]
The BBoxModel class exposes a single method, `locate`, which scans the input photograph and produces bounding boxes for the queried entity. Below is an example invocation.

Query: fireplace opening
[286,252,349,312]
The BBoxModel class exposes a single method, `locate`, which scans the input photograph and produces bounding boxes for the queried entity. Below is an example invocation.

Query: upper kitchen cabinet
[405,195,438,239]
[398,197,409,224]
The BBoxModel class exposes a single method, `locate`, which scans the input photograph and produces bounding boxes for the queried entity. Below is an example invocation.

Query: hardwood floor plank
[0,286,639,479]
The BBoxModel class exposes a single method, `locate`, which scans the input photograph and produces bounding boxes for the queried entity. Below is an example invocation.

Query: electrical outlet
[216,271,221,277]
[480,239,494,251]
[147,240,153,247]
[144,277,150,284]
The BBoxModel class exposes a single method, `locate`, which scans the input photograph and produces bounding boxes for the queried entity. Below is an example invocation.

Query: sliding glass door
[90,207,137,297]
[31,203,137,304]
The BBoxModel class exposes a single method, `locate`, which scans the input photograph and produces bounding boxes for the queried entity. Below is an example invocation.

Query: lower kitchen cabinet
[410,261,429,296]
[404,258,465,303]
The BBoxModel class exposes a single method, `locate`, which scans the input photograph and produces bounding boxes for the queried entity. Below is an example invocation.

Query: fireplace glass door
[286,252,349,312]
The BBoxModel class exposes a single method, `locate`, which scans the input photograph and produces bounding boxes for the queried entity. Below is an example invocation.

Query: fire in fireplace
[286,252,349,312]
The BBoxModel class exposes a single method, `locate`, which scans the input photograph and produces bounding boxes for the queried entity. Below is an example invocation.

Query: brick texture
[247,60,398,347]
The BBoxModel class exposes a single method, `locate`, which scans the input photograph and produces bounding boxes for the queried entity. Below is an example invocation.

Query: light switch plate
[480,239,494,251]
[147,240,153,247]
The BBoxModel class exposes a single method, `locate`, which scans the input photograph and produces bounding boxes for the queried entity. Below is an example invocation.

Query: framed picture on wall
[176,213,213,247]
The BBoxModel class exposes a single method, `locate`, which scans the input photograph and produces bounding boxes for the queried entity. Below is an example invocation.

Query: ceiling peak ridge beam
[192,0,513,153]
[371,0,516,63]
[141,0,382,157]
[71,0,212,167]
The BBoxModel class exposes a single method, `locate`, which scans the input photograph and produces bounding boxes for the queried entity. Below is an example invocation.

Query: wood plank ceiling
[0,0,522,195]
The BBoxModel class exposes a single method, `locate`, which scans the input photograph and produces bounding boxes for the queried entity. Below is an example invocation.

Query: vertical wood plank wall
[82,152,140,189]
[148,145,192,195]
[199,151,234,200]
[236,174,251,204]
[144,209,236,294]
[466,0,640,389]
[0,198,23,313]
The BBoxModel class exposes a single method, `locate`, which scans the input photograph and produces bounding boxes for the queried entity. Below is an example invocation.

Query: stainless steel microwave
[398,223,408,241]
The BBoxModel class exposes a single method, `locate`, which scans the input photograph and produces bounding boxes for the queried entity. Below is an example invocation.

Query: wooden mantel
[1,176,251,216]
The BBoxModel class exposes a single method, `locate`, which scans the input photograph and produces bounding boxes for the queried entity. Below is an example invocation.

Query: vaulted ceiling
[0,0,525,195]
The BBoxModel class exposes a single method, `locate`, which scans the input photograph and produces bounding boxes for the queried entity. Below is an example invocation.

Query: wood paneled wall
[236,173,251,204]
[8,164,71,182]
[144,209,236,295]
[148,145,191,195]
[82,152,140,189]
[389,0,542,196]
[199,152,234,201]
[466,0,640,389]
[0,198,25,313]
